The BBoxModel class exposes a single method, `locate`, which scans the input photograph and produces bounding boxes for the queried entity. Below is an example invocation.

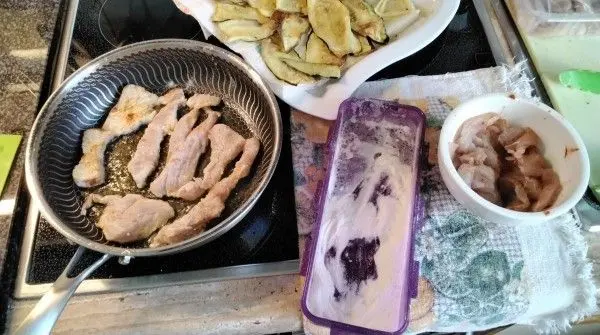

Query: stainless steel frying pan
[17,39,282,334]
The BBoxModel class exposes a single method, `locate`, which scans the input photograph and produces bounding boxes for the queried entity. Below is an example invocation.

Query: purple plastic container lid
[301,98,426,334]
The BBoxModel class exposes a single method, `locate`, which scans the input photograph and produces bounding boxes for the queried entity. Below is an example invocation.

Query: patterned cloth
[294,66,596,333]
[412,98,527,330]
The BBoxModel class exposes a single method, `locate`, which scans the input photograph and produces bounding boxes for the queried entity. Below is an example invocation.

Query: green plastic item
[0,134,22,197]
[560,70,600,94]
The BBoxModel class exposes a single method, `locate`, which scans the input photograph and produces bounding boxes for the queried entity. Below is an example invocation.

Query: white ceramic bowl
[438,94,590,224]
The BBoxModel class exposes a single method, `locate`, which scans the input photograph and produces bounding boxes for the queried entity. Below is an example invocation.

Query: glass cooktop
[15,0,495,297]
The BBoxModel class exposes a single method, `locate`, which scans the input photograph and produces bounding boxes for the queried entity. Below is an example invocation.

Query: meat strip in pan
[128,88,186,188]
[72,84,159,188]
[150,138,260,247]
[174,124,246,201]
[149,93,221,197]
[82,193,174,243]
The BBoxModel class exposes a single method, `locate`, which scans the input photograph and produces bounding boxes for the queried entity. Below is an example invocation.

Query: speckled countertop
[0,0,60,286]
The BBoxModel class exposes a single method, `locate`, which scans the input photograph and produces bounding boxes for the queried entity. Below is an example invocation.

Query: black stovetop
[25,0,495,284]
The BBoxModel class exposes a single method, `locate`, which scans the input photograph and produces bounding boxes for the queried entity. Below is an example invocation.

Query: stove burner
[17,0,499,297]
[98,0,201,47]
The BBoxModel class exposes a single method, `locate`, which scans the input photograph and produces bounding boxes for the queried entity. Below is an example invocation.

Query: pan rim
[25,39,282,257]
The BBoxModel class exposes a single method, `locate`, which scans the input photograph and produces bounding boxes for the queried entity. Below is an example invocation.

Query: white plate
[175,0,460,119]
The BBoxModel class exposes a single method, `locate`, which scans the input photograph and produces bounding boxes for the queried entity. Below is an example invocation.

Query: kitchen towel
[292,64,597,334]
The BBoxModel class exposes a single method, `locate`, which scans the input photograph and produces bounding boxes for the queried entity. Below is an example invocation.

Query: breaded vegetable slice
[217,19,276,42]
[305,33,343,65]
[212,3,269,23]
[341,0,387,43]
[280,14,310,52]
[247,0,276,16]
[282,59,341,78]
[276,0,307,13]
[307,0,361,57]
[260,39,315,84]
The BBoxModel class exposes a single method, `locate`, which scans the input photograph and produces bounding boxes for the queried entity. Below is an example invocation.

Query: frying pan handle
[14,246,112,335]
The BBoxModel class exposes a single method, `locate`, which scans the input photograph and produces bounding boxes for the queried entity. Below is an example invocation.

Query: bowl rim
[438,93,590,220]
[24,39,282,257]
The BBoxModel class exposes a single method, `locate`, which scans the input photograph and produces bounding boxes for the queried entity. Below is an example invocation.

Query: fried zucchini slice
[374,0,416,18]
[271,48,302,61]
[307,0,361,58]
[247,0,276,17]
[212,3,268,23]
[218,0,247,5]
[301,0,308,14]
[260,39,315,84]
[275,50,302,61]
[300,0,308,15]
[282,59,341,78]
[275,0,305,13]
[305,33,343,65]
[340,0,387,43]
[357,35,372,55]
[293,29,311,59]
[343,55,367,70]
[217,19,276,42]
[280,14,310,52]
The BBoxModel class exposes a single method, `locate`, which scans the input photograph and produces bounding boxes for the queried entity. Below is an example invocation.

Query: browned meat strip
[486,117,508,137]
[81,194,174,243]
[150,138,260,247]
[504,127,541,159]
[158,88,186,105]
[522,176,542,201]
[498,173,531,211]
[73,85,159,187]
[149,110,221,197]
[482,146,501,174]
[453,113,561,212]
[457,163,475,186]
[128,88,185,188]
[186,93,221,109]
[497,126,524,147]
[514,149,549,177]
[149,93,222,197]
[167,93,221,162]
[531,169,562,212]
[72,129,113,188]
[174,124,246,201]
[471,164,501,205]
[507,183,530,211]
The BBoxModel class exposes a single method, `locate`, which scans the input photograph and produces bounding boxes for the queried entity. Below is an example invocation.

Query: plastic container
[529,0,600,21]
[301,98,425,334]
[513,0,600,36]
